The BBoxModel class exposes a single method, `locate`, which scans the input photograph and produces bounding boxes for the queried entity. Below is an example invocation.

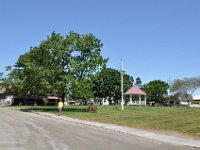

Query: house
[90,97,113,105]
[176,92,192,106]
[12,96,60,106]
[46,96,61,105]
[190,95,200,107]
[193,95,200,101]
[168,92,192,106]
[0,87,14,106]
[0,95,14,106]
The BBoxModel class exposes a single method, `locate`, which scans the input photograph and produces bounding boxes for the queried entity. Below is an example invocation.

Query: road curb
[34,111,200,148]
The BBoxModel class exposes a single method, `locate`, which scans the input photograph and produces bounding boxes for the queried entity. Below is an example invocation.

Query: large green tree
[70,79,94,104]
[142,80,169,102]
[92,68,133,104]
[3,31,107,101]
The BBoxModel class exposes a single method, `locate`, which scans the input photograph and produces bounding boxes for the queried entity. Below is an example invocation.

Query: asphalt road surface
[0,108,198,150]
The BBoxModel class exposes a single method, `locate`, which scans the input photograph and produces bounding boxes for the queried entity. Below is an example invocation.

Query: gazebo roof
[47,96,61,100]
[124,86,146,95]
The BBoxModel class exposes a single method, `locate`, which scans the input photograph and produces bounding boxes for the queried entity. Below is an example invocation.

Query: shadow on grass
[19,107,88,113]
[64,108,88,112]
[19,107,56,112]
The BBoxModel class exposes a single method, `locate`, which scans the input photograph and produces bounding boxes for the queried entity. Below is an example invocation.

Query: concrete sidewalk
[34,111,200,148]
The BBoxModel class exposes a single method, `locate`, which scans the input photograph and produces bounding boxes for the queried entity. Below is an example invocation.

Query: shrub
[87,105,98,113]
[42,98,49,106]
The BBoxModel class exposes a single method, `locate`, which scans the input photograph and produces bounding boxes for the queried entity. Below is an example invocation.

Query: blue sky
[0,0,200,95]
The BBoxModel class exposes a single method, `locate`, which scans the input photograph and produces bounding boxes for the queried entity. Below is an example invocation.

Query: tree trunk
[61,92,66,109]
[109,98,112,105]
[61,92,65,101]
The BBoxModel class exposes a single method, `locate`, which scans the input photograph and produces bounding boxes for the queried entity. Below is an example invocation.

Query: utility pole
[168,77,171,96]
[120,59,126,111]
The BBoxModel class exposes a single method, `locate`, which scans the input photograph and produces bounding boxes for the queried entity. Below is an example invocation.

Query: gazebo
[124,86,147,106]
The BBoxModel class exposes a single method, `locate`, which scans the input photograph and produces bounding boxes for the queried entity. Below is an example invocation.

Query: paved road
[0,108,198,150]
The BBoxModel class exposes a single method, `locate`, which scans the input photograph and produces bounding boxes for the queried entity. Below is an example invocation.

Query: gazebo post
[139,95,141,105]
[130,95,132,105]
[144,96,147,106]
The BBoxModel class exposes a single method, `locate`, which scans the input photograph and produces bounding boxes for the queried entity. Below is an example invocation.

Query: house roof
[193,95,200,100]
[124,86,146,95]
[47,96,61,100]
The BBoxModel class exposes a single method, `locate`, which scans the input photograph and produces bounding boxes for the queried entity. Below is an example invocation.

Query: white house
[189,95,200,108]
[193,95,200,101]
[90,97,112,105]
[0,95,14,106]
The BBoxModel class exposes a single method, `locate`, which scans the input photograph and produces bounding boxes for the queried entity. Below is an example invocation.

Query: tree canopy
[3,31,108,100]
[92,68,133,104]
[135,77,142,88]
[142,80,169,102]
[170,76,200,102]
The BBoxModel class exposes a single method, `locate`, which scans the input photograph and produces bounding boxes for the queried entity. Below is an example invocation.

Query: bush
[87,105,98,113]
[42,99,49,106]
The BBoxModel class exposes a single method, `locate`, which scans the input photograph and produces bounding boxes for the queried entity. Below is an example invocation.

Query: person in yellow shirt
[57,100,64,115]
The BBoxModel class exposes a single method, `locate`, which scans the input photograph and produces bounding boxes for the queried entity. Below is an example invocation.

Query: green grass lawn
[15,105,200,138]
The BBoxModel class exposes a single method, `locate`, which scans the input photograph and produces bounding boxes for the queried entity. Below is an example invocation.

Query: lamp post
[120,59,126,111]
